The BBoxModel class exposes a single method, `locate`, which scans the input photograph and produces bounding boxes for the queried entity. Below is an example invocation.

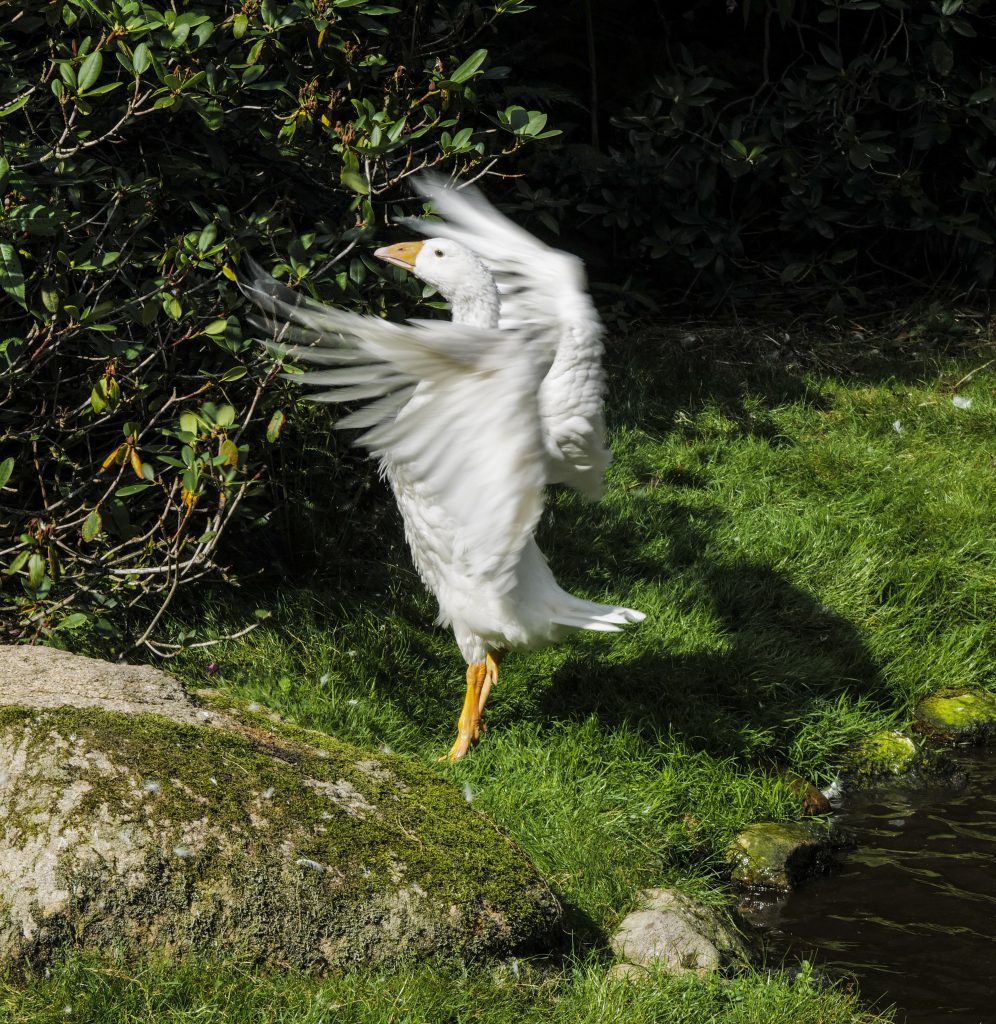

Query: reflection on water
[746,748,996,1024]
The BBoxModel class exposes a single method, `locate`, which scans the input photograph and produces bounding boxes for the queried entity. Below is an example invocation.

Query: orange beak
[374,240,423,271]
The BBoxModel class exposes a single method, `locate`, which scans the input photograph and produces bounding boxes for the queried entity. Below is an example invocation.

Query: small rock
[607,962,650,982]
[780,771,831,816]
[609,889,749,977]
[913,689,996,744]
[840,729,955,786]
[728,821,843,892]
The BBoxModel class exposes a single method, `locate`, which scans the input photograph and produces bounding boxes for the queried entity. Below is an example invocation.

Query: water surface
[748,748,996,1024]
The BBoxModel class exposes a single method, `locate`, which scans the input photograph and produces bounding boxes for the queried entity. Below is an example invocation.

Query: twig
[142,620,263,658]
[951,359,994,392]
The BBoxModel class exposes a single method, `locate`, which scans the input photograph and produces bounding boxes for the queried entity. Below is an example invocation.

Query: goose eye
[434,248,444,257]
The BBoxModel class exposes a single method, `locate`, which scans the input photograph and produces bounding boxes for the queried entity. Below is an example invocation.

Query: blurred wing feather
[403,176,611,497]
[241,263,546,584]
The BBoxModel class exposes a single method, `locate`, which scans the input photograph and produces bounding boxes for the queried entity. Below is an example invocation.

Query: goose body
[243,177,643,758]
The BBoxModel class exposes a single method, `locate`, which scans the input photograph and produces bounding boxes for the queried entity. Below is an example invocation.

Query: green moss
[843,729,916,777]
[840,728,958,786]
[914,689,996,743]
[195,693,551,915]
[0,704,559,968]
[727,822,842,892]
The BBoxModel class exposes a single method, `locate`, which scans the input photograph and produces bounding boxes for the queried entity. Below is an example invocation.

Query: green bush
[0,0,550,648]
[513,0,996,308]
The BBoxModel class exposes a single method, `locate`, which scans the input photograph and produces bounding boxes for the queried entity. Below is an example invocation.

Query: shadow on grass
[603,317,987,440]
[541,561,890,764]
[531,483,892,765]
[608,342,826,435]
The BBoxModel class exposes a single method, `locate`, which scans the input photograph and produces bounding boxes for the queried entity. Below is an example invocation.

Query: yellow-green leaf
[27,553,45,590]
[162,293,182,320]
[266,409,285,443]
[219,438,239,466]
[81,507,102,542]
[215,404,236,428]
[55,612,89,630]
[448,48,488,85]
[340,169,370,195]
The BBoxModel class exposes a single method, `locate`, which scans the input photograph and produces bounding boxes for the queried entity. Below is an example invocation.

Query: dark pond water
[746,748,996,1024]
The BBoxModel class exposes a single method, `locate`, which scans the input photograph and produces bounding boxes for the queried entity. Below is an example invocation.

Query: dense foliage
[0,0,547,646]
[513,0,996,308]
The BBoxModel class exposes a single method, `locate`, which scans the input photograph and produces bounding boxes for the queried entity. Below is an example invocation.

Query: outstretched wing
[404,175,612,499]
[241,264,547,585]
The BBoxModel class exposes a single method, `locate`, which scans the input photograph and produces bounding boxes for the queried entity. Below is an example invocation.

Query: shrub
[0,0,551,649]
[509,0,996,309]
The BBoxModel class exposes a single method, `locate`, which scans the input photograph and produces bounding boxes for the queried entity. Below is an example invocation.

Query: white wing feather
[403,175,612,498]
[241,266,546,588]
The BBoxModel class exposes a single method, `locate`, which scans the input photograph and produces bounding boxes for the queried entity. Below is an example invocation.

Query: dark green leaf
[780,262,808,283]
[77,51,103,91]
[818,43,843,70]
[132,43,152,74]
[931,38,954,77]
[0,243,26,308]
[448,48,488,84]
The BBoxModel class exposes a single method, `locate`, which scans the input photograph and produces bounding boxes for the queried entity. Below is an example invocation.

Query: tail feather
[551,595,645,633]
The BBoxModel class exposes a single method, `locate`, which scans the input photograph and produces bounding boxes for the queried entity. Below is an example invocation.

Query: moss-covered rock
[727,822,844,892]
[843,729,918,777]
[913,689,996,744]
[837,729,958,789]
[0,647,560,972]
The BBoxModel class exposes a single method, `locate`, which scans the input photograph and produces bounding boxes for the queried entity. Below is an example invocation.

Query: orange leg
[478,650,502,717]
[441,662,487,762]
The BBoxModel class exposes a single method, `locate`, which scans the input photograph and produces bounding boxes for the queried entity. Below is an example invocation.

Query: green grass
[12,317,994,1023]
[2,951,888,1024]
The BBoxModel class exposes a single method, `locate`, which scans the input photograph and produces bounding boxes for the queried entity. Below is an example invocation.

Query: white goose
[243,177,644,760]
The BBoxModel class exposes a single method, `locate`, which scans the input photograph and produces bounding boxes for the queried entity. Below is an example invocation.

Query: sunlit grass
[1,950,893,1024]
[36,321,993,1024]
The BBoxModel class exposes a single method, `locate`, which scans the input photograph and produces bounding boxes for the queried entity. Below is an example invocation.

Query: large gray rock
[609,888,749,978]
[0,646,561,970]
